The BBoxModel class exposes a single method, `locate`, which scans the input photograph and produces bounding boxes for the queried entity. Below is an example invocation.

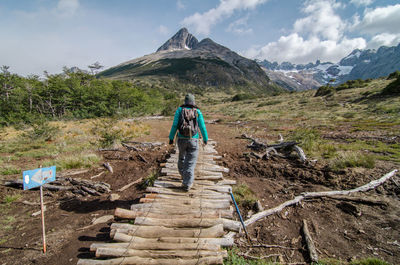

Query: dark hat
[184,94,195,105]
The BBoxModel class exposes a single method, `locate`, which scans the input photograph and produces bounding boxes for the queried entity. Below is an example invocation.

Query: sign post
[23,166,56,254]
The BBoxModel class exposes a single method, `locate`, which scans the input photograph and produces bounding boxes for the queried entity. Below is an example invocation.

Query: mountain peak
[156,28,198,52]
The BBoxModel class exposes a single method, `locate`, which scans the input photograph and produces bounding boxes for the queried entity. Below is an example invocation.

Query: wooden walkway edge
[78,140,237,265]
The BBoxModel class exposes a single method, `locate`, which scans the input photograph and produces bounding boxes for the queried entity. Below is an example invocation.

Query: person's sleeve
[197,109,208,142]
[169,108,181,140]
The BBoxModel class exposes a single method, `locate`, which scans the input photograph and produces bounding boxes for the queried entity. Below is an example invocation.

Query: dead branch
[252,244,297,250]
[245,169,398,227]
[137,154,148,163]
[121,142,141,151]
[302,220,318,263]
[117,177,143,192]
[103,162,113,173]
[238,253,281,260]
[90,171,105,179]
[99,148,126,152]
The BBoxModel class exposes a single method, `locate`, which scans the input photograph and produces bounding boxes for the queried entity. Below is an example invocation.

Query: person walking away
[168,94,208,191]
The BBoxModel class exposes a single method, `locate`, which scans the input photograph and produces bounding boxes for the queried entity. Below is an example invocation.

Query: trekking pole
[229,189,251,244]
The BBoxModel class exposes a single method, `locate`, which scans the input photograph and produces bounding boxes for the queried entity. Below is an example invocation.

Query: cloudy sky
[1,0,400,76]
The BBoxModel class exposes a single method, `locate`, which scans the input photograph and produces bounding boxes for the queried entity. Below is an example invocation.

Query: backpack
[178,108,198,137]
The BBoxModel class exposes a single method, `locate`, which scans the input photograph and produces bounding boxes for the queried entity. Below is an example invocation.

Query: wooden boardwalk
[78,140,238,265]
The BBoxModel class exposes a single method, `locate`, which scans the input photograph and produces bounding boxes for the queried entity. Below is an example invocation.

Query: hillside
[258,42,400,90]
[99,28,282,94]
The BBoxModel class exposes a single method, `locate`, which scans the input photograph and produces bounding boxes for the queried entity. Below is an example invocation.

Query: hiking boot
[182,185,190,192]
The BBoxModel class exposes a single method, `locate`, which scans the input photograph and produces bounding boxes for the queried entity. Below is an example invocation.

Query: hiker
[168,94,208,191]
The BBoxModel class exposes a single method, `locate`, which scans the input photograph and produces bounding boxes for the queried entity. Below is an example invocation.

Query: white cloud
[227,16,253,35]
[368,33,400,49]
[57,0,80,16]
[158,25,170,36]
[350,0,373,6]
[244,0,367,63]
[293,0,345,41]
[354,4,400,35]
[245,33,366,64]
[177,0,185,10]
[181,0,268,35]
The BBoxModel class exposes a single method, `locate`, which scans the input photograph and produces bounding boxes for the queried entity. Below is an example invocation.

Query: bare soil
[1,118,399,264]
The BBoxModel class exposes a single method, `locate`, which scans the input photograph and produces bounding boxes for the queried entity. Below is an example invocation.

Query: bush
[330,152,375,171]
[232,184,257,208]
[91,118,122,148]
[387,70,400,80]
[23,120,60,141]
[231,93,256,102]
[381,76,400,95]
[315,85,335,97]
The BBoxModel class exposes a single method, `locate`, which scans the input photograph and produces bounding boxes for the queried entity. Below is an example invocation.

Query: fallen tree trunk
[244,169,398,227]
[302,220,318,263]
[117,177,143,192]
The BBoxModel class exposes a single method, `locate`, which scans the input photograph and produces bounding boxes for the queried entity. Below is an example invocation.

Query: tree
[88,61,104,75]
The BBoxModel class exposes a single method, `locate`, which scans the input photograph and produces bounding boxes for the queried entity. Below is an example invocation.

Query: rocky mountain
[258,43,400,90]
[99,28,281,93]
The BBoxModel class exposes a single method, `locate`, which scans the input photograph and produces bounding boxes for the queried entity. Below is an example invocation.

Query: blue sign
[23,166,56,190]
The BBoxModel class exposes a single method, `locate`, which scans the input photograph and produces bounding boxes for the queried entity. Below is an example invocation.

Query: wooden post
[40,185,47,253]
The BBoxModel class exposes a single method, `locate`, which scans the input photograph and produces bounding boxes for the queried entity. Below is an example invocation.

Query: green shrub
[3,194,22,204]
[330,152,375,171]
[315,85,335,97]
[23,120,60,141]
[91,118,122,148]
[232,93,256,102]
[232,184,257,208]
[381,76,400,95]
[161,98,181,116]
[224,248,274,265]
[257,100,282,107]
[350,257,391,265]
[140,171,159,189]
[387,70,400,80]
[290,128,321,153]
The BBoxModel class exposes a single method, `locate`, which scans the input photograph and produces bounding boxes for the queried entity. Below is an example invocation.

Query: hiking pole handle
[229,189,251,244]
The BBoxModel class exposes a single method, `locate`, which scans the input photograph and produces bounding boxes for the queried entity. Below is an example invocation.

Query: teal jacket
[169,107,208,142]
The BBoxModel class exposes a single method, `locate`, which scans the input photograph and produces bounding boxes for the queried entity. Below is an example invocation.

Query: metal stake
[229,189,251,243]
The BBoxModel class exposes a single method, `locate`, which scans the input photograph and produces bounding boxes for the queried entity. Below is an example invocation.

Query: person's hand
[203,141,207,145]
[169,139,174,145]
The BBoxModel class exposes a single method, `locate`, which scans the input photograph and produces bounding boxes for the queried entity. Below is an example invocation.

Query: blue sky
[1,0,400,76]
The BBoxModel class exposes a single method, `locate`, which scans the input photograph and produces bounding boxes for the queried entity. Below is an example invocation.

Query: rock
[92,215,114,225]
[108,193,120,201]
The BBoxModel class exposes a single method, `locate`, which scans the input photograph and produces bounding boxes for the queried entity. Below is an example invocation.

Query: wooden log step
[138,197,231,206]
[169,154,221,160]
[110,224,224,238]
[217,179,236,185]
[152,182,231,193]
[162,163,228,173]
[130,202,231,210]
[90,236,234,251]
[166,158,216,164]
[127,207,233,219]
[156,178,217,186]
[134,217,241,232]
[95,247,228,259]
[136,198,231,209]
[99,239,218,251]
[145,193,231,201]
[78,255,223,265]
[114,208,232,220]
[161,168,224,177]
[146,187,228,197]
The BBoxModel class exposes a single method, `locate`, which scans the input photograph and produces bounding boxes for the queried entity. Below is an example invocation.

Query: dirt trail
[0,117,399,264]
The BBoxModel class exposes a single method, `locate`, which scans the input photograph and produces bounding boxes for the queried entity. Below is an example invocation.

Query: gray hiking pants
[177,138,199,188]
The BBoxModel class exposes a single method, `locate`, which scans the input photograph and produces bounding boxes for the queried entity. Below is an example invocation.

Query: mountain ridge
[258,43,400,90]
[99,28,281,93]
